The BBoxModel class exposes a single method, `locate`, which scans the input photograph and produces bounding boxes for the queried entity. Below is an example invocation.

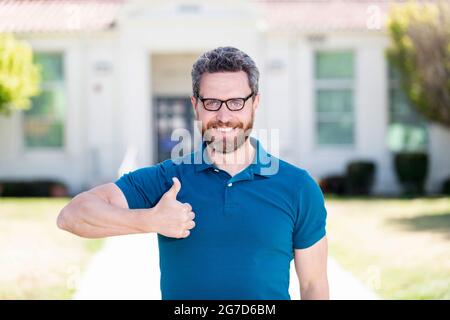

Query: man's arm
[294,236,329,300]
[56,182,150,238]
[56,178,195,239]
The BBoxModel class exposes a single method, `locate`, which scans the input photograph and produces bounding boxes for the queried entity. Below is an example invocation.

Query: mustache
[206,120,244,129]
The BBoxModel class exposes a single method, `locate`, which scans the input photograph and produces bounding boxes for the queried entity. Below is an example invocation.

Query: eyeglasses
[198,92,254,111]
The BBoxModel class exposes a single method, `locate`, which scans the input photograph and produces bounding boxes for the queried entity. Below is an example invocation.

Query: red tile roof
[0,0,431,34]
[0,0,124,33]
[258,0,392,32]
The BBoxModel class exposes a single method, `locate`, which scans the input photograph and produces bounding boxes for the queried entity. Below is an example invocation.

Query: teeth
[216,127,233,132]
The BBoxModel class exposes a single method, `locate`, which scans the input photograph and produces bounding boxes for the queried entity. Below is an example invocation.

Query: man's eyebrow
[199,94,249,99]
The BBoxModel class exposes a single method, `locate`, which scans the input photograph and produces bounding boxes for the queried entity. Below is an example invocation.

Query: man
[57,46,329,300]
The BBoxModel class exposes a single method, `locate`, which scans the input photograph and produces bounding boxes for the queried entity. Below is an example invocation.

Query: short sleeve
[293,172,327,249]
[114,162,171,209]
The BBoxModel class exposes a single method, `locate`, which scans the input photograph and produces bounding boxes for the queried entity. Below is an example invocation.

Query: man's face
[191,71,259,153]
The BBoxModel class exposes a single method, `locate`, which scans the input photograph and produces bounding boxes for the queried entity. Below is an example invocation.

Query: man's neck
[206,139,255,177]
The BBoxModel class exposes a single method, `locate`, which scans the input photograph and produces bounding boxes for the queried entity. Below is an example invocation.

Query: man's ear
[252,93,260,112]
[191,96,199,118]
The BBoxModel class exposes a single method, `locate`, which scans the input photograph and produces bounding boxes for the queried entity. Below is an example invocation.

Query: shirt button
[214,169,219,173]
[227,182,233,187]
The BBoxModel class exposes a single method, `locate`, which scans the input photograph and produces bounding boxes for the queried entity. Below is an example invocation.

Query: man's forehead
[199,71,251,97]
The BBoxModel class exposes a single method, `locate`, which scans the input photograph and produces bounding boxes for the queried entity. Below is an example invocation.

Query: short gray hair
[191,46,259,98]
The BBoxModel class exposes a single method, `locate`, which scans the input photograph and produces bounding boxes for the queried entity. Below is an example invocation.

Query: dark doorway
[153,96,194,163]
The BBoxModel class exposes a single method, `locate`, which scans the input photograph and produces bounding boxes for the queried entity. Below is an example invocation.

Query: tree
[0,33,41,116]
[387,1,450,129]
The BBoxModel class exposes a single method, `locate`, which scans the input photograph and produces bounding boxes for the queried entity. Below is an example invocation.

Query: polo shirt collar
[193,137,275,178]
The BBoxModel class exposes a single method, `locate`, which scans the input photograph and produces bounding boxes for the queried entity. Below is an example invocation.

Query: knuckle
[184,221,194,230]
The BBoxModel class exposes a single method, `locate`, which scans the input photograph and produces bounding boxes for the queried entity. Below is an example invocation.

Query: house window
[23,53,65,148]
[387,66,427,152]
[314,51,355,146]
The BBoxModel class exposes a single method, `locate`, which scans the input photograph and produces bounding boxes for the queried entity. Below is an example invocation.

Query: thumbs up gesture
[152,177,195,238]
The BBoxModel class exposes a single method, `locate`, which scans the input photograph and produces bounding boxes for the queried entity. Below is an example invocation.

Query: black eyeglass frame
[197,92,255,111]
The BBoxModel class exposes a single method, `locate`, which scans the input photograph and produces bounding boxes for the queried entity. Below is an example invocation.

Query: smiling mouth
[216,127,234,133]
[210,126,238,133]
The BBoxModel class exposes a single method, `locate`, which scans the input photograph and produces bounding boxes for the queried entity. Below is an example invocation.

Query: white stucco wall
[0,37,88,194]
[84,36,121,187]
[1,0,449,195]
[114,0,264,168]
[428,124,450,193]
[261,31,450,195]
[0,34,123,194]
[261,32,398,194]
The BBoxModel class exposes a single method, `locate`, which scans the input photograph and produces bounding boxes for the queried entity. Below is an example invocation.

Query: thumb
[164,177,181,199]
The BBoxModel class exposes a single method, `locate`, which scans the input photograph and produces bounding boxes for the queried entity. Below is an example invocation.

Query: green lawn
[2,196,448,300]
[326,196,450,299]
[0,198,104,299]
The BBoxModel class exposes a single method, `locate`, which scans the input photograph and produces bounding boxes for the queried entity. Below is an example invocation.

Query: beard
[201,112,254,154]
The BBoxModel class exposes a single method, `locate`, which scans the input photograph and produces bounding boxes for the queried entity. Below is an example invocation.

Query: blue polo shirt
[115,138,327,300]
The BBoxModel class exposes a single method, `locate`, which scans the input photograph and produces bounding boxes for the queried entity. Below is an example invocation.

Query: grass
[325,195,450,300]
[0,197,104,299]
[2,195,448,299]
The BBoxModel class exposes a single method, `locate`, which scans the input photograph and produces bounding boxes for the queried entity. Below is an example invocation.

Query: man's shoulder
[153,152,198,172]
[273,157,320,190]
[123,155,188,177]
[274,157,308,178]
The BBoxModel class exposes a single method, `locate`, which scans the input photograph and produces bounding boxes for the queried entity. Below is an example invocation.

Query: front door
[154,96,194,163]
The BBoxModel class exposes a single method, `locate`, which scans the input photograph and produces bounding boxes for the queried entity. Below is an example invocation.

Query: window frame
[313,50,356,148]
[21,51,67,152]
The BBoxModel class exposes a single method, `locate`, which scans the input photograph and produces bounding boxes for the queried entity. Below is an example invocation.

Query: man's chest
[163,180,296,257]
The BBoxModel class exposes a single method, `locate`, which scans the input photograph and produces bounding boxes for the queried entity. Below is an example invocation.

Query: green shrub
[0,180,68,197]
[346,161,376,195]
[394,152,428,196]
[318,175,347,196]
[442,177,450,195]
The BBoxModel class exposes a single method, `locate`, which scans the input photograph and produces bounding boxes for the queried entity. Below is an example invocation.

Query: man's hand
[150,177,196,239]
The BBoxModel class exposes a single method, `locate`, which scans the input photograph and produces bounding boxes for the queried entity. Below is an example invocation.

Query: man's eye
[205,100,220,107]
[228,99,243,107]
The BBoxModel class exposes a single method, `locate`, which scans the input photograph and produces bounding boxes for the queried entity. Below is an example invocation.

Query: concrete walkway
[74,233,379,300]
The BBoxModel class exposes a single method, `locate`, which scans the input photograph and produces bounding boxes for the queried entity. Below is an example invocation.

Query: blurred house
[0,0,449,195]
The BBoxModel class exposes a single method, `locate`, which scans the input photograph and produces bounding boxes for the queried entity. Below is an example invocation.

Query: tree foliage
[387,1,450,128]
[0,33,41,116]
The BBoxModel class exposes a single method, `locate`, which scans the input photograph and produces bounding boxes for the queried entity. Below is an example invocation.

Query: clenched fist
[151,177,196,238]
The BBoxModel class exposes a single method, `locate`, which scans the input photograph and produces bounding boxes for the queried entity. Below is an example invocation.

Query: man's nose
[216,103,233,122]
